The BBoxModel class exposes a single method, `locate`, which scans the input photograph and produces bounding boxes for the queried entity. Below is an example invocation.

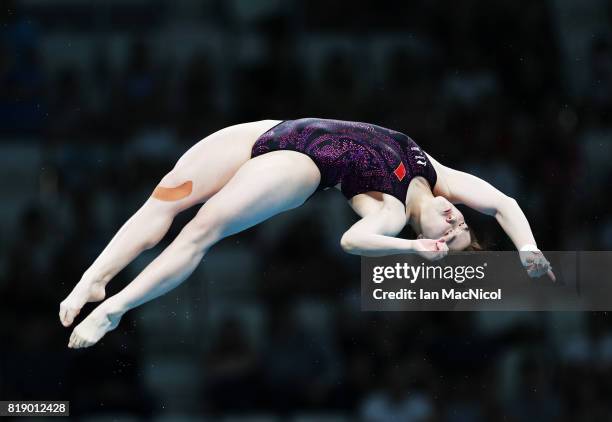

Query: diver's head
[418,196,482,251]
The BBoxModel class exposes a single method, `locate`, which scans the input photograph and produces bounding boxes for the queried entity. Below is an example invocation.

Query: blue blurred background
[1,0,612,420]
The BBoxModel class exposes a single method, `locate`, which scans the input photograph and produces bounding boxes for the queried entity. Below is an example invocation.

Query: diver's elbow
[495,195,518,218]
[340,232,359,254]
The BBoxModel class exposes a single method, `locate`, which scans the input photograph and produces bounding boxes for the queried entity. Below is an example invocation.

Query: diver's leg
[59,121,276,327]
[68,150,320,348]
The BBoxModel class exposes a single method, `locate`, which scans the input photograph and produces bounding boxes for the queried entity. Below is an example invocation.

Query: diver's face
[420,196,471,250]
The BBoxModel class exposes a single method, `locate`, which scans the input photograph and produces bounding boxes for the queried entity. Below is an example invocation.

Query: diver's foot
[59,279,106,327]
[68,302,122,349]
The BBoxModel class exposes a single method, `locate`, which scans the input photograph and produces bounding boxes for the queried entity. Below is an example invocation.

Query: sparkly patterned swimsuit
[251,118,438,205]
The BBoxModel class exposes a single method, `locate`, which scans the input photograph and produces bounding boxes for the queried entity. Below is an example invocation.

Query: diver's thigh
[191,150,321,238]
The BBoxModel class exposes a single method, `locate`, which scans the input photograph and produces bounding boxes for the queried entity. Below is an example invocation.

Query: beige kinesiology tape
[152,180,193,201]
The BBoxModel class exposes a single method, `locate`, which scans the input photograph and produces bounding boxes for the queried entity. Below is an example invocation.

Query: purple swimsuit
[251,118,437,205]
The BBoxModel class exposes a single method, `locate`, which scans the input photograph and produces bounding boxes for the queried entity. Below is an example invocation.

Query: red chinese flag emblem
[394,162,406,181]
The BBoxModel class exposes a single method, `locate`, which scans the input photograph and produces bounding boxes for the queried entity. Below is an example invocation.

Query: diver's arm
[341,193,448,259]
[425,153,537,249]
[426,153,554,280]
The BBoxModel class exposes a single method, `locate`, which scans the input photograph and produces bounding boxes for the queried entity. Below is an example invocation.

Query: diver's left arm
[341,193,448,259]
[427,153,555,280]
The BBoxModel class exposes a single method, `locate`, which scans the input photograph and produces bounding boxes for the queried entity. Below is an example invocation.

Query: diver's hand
[412,238,449,261]
[519,250,556,281]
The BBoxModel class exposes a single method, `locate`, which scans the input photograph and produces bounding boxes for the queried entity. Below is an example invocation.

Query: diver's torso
[251,118,438,203]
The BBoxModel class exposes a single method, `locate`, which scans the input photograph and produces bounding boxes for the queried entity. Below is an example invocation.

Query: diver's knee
[152,170,194,202]
[183,210,226,249]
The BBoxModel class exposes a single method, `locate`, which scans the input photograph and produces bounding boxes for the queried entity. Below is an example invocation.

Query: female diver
[59,118,555,348]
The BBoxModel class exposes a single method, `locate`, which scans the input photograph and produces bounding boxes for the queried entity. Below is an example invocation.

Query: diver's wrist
[519,244,540,252]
